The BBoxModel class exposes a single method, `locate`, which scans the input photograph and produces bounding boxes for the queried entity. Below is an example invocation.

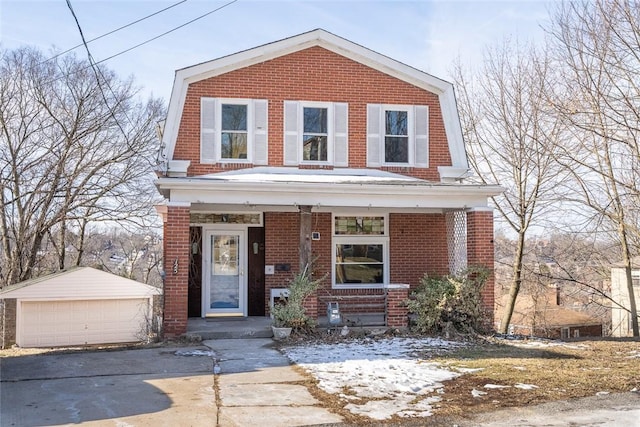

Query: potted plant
[271,263,323,339]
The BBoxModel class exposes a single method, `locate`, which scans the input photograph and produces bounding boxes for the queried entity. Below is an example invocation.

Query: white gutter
[156,177,503,210]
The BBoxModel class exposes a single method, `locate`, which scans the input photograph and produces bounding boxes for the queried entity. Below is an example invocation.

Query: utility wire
[66,0,132,141]
[47,0,188,64]
[44,0,238,86]
[91,0,238,68]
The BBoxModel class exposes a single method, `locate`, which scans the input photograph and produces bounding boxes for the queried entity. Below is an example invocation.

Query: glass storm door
[204,229,246,317]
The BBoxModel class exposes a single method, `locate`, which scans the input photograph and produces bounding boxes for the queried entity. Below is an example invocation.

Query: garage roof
[0,267,162,300]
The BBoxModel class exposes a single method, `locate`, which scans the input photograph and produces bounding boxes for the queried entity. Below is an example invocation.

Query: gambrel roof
[161,28,467,169]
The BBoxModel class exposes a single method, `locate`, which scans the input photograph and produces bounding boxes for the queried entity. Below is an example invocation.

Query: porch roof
[156,167,503,211]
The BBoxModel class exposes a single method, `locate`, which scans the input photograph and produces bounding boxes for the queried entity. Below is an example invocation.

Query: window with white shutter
[283,101,348,166]
[366,104,429,168]
[200,98,268,164]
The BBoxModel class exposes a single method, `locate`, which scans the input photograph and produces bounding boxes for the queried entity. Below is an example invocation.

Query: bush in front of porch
[272,264,325,331]
[407,267,491,335]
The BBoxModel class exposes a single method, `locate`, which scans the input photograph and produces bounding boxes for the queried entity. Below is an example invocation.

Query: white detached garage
[0,267,162,348]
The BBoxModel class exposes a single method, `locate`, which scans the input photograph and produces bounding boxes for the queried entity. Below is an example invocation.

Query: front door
[203,229,247,317]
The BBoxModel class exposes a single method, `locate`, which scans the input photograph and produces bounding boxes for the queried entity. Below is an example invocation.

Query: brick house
[496,291,603,339]
[155,29,502,337]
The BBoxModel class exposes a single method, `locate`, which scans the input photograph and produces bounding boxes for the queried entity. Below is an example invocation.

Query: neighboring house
[611,257,640,337]
[155,29,503,337]
[496,289,603,339]
[0,267,162,348]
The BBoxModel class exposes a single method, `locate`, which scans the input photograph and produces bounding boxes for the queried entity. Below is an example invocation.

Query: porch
[158,168,500,337]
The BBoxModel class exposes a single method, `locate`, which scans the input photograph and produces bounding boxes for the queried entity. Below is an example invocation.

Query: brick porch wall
[264,211,449,323]
[466,209,495,321]
[163,205,191,337]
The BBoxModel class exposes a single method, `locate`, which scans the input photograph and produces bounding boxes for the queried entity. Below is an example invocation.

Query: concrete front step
[186,317,274,340]
[186,328,273,340]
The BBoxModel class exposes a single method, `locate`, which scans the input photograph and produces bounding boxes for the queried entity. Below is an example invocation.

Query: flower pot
[271,326,292,340]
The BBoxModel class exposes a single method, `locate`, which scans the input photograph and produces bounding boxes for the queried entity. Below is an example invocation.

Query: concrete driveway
[0,340,342,427]
[0,346,217,426]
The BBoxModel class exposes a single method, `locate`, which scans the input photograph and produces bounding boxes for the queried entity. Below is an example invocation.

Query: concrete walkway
[203,338,343,427]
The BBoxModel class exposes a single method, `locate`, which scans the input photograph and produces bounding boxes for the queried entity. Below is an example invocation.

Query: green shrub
[406,267,491,335]
[271,263,324,330]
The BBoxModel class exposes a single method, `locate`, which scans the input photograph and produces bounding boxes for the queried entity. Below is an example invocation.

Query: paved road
[457,391,640,427]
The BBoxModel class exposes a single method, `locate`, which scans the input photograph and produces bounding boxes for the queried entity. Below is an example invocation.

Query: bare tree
[453,40,565,334]
[0,47,164,286]
[547,0,640,336]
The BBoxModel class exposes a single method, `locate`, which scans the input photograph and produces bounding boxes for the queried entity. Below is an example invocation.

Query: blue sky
[1,0,553,103]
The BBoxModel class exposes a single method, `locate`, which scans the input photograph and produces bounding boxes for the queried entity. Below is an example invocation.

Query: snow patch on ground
[515,383,539,390]
[282,337,462,420]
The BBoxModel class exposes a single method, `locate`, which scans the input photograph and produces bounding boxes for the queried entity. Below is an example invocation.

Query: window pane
[222,104,247,131]
[303,135,327,161]
[335,244,384,284]
[221,133,247,159]
[303,107,328,133]
[385,136,409,163]
[385,110,407,136]
[337,244,383,262]
[334,216,385,235]
[335,264,384,284]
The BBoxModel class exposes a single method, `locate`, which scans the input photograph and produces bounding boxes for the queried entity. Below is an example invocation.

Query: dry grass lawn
[430,337,639,417]
[284,335,639,426]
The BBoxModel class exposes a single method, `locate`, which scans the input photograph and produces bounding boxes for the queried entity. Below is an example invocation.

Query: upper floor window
[303,107,329,162]
[201,98,268,165]
[367,104,429,168]
[385,109,409,163]
[221,104,248,159]
[284,101,348,166]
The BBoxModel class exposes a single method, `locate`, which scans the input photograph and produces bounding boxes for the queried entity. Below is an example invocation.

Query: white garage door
[19,299,150,347]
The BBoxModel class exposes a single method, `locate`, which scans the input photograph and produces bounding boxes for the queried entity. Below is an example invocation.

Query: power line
[66,0,132,141]
[44,0,239,87]
[47,0,188,64]
[91,0,238,68]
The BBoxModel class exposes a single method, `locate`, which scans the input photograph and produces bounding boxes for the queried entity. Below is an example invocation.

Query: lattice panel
[446,210,467,275]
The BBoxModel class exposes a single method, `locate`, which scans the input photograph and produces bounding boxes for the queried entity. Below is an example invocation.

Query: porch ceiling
[156,167,503,210]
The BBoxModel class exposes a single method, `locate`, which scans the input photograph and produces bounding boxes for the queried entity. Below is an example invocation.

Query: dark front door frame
[248,226,266,316]
[188,226,202,318]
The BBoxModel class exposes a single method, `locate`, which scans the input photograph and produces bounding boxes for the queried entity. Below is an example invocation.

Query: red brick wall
[386,286,410,328]
[174,46,451,180]
[389,213,449,286]
[264,211,450,318]
[163,206,190,336]
[467,210,495,317]
[264,211,299,313]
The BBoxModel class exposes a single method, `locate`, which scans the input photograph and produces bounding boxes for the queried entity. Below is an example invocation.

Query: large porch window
[332,215,388,289]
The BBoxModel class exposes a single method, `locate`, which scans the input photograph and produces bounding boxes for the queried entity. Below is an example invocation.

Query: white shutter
[333,102,348,167]
[253,99,268,165]
[414,105,429,168]
[367,104,382,167]
[283,101,299,165]
[200,97,217,163]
